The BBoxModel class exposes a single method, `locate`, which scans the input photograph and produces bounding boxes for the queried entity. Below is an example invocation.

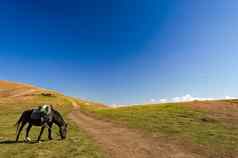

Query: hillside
[0,80,48,103]
[80,100,238,158]
[0,80,105,158]
[1,80,238,158]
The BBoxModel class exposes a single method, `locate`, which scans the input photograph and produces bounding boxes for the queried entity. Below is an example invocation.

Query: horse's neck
[53,110,65,127]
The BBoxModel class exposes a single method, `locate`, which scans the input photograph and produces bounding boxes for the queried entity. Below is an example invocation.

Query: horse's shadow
[0,140,46,144]
[0,140,23,144]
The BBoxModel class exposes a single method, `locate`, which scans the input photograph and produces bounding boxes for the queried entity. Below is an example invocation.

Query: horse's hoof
[24,137,31,142]
[38,141,42,144]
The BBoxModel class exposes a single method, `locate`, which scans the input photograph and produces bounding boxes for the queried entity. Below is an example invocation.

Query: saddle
[31,109,42,120]
[31,105,52,123]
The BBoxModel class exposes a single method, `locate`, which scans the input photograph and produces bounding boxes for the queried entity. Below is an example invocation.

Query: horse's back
[22,109,33,120]
[21,109,42,126]
[31,109,41,120]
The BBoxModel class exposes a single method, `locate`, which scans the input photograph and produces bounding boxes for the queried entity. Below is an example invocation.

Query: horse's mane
[52,109,66,124]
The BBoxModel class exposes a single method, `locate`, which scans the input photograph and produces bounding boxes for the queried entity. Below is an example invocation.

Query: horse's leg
[16,121,26,142]
[24,123,32,142]
[48,123,53,140]
[37,126,45,142]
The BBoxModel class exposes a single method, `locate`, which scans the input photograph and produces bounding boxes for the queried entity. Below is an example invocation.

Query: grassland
[81,101,238,157]
[1,80,238,157]
[0,94,105,158]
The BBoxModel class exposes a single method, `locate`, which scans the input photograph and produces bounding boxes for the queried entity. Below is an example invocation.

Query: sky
[0,0,238,105]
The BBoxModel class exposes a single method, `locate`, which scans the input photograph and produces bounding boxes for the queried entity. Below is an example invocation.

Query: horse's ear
[50,104,54,109]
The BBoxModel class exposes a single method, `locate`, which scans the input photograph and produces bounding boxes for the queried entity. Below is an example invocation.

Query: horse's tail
[15,112,24,134]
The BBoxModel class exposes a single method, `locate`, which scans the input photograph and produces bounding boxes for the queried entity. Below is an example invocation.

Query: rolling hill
[1,80,238,158]
[0,80,106,158]
[80,100,238,157]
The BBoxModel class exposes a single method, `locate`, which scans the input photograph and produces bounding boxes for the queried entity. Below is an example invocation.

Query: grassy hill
[81,100,238,157]
[2,80,238,157]
[0,80,105,158]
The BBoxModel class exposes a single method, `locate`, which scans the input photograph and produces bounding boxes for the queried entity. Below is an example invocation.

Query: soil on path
[68,101,201,158]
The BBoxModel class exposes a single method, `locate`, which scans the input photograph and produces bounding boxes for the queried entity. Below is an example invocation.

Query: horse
[15,107,68,142]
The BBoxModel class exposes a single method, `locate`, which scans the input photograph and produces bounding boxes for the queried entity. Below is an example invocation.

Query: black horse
[15,107,68,142]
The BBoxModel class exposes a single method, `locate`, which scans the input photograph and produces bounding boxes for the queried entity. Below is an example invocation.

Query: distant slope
[0,80,34,89]
[0,80,106,158]
[0,80,76,107]
[0,80,107,108]
[72,98,108,112]
[81,100,238,157]
[0,80,43,97]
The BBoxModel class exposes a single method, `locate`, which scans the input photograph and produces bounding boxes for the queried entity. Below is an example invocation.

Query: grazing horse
[15,107,68,142]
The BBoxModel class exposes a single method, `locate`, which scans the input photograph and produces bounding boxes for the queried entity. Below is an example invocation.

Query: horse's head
[59,123,68,139]
[52,108,68,139]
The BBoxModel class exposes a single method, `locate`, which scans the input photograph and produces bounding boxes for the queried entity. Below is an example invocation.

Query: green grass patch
[0,96,105,158]
[90,103,238,156]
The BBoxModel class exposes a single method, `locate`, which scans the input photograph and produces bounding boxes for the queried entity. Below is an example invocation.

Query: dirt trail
[68,100,201,158]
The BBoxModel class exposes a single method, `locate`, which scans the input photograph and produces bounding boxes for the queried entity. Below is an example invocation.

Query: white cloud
[159,99,168,103]
[164,94,237,103]
[225,96,236,100]
[110,95,237,107]
[170,94,217,102]
[172,94,198,102]
[111,104,118,107]
[150,94,237,104]
[150,98,156,102]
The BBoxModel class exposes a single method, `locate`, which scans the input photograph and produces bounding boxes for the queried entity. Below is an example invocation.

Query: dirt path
[68,101,201,158]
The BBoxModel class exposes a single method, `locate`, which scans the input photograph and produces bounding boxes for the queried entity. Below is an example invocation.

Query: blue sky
[0,0,238,104]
